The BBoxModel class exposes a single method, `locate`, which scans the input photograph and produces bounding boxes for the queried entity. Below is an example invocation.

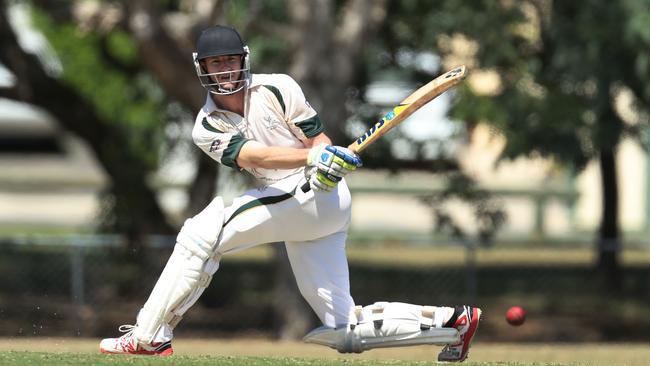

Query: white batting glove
[304,166,339,192]
[306,144,362,192]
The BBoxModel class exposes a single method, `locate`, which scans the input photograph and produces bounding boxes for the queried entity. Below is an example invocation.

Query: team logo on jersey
[257,185,268,192]
[263,115,282,130]
[209,139,222,152]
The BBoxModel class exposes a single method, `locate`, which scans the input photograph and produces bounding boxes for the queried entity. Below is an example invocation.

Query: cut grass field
[1,338,649,366]
[0,352,547,366]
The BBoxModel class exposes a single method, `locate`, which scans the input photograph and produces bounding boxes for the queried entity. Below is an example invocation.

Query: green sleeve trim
[295,114,324,138]
[262,85,286,115]
[202,117,224,133]
[221,134,250,169]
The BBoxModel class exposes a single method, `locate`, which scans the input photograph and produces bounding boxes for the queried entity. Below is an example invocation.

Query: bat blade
[348,65,467,153]
[301,65,467,192]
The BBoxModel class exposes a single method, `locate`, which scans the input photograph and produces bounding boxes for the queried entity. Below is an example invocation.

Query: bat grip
[301,144,360,194]
[301,181,311,193]
[301,145,360,193]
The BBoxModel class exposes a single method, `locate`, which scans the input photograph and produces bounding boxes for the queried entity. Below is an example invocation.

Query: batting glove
[306,144,362,192]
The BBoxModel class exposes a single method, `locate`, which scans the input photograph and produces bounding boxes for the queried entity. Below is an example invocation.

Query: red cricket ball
[505,306,526,326]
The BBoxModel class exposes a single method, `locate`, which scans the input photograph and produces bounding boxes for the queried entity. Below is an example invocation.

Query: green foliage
[105,30,138,65]
[247,36,292,74]
[623,0,650,102]
[239,2,293,73]
[30,9,166,167]
[378,1,650,169]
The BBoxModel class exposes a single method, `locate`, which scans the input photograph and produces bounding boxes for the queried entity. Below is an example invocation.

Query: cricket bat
[302,65,468,192]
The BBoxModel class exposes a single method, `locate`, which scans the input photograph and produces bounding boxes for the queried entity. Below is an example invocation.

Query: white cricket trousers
[153,174,357,341]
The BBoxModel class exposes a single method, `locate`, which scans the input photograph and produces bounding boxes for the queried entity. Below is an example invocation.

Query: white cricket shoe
[437,306,481,362]
[99,325,173,356]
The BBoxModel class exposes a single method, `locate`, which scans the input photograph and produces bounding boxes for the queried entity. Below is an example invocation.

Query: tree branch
[121,0,204,112]
[0,3,174,238]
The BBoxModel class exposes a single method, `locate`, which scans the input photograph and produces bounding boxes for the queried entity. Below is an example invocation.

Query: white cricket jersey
[192,73,323,184]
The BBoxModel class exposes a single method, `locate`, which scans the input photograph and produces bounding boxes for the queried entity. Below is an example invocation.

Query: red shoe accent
[99,325,173,356]
[437,306,481,362]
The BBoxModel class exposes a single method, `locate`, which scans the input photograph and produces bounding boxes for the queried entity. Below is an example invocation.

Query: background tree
[379,0,650,285]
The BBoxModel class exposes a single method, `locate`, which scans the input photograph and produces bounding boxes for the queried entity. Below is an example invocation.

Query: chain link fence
[1,234,649,342]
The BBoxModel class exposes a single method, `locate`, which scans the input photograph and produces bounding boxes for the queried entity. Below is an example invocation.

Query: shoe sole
[99,347,173,356]
[439,307,482,362]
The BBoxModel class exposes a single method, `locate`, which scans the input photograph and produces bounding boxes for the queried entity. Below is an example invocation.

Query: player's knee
[176,219,215,260]
[176,197,225,260]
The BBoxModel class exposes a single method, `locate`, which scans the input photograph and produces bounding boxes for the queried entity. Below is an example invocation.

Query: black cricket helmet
[193,25,251,95]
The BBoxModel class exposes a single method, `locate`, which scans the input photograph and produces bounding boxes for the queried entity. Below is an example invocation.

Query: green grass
[0,352,575,366]
[3,340,649,366]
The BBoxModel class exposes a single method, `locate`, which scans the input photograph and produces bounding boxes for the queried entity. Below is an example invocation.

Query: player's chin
[219,81,239,91]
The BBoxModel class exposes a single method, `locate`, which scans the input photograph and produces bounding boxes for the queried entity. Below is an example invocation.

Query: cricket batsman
[99,25,481,362]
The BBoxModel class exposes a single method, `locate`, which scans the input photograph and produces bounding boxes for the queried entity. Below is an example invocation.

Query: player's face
[203,55,243,90]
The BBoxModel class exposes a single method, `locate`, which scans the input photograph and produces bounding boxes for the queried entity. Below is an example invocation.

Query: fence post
[646,142,650,232]
[70,239,85,336]
[533,193,547,239]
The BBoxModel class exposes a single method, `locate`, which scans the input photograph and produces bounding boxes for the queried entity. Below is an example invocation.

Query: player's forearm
[304,132,332,148]
[237,142,309,169]
[236,133,333,170]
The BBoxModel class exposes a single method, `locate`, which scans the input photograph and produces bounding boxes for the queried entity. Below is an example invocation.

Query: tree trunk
[597,147,621,289]
[593,61,623,290]
[121,1,206,113]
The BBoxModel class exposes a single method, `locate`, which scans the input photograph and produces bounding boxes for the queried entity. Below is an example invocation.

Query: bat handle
[301,181,311,193]
[347,143,360,154]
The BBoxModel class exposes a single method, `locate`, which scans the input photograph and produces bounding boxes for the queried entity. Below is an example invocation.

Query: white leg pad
[303,302,460,353]
[133,197,225,344]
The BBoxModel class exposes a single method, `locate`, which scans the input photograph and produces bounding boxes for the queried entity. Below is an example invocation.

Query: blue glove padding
[306,144,362,192]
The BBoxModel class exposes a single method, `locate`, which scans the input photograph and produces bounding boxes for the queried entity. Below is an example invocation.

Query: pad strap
[303,324,460,353]
[370,302,386,329]
[304,302,460,353]
[420,305,446,330]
